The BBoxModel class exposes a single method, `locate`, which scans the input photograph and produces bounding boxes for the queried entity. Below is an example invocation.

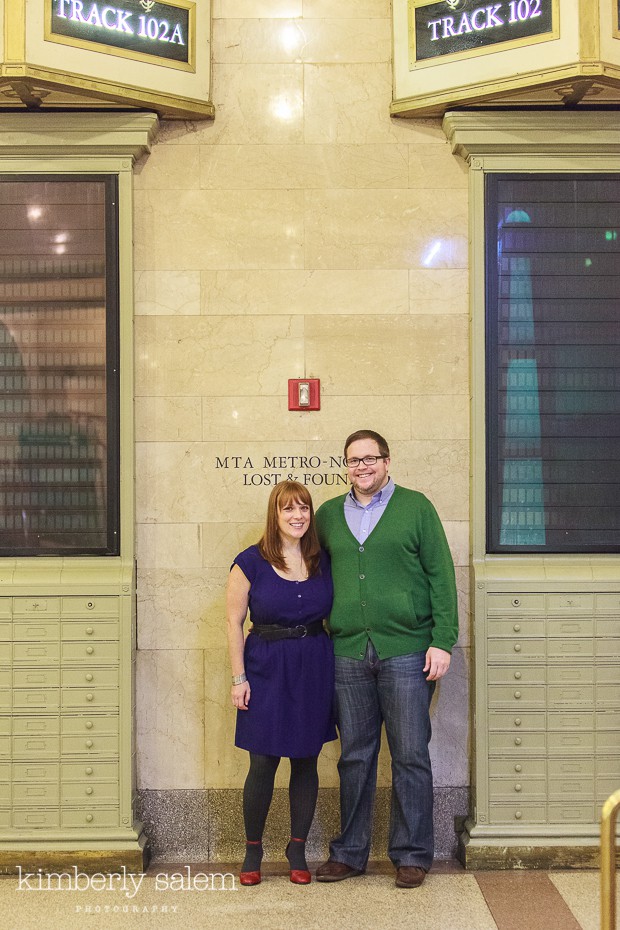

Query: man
[315,429,458,888]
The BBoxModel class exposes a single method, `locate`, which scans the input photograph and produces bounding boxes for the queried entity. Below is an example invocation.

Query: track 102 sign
[411,0,555,63]
[47,0,194,68]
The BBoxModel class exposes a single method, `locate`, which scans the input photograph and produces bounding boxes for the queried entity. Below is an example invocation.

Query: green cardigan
[316,486,458,660]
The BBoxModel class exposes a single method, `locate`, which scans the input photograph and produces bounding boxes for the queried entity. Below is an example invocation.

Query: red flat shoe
[289,869,311,884]
[239,871,261,886]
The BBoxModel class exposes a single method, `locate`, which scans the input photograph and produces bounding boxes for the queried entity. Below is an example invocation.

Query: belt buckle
[296,625,307,638]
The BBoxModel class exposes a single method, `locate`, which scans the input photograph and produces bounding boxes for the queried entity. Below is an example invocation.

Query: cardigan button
[361,601,366,607]
[359,574,365,580]
[359,547,364,552]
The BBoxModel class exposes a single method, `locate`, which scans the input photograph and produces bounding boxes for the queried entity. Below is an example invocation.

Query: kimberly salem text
[15,866,237,895]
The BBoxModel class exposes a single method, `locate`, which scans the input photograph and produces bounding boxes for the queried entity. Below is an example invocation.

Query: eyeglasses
[344,455,388,468]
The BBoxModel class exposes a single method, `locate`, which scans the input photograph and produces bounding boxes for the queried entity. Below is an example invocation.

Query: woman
[226,480,335,886]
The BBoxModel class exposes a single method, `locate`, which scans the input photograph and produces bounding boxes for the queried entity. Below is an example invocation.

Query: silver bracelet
[231,673,247,686]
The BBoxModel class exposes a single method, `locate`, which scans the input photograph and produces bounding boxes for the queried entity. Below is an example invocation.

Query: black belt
[251,620,325,640]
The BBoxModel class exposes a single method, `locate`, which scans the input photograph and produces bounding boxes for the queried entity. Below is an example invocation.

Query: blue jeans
[330,641,435,871]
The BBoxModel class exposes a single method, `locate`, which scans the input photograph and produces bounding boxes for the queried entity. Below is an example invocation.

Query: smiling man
[315,429,458,888]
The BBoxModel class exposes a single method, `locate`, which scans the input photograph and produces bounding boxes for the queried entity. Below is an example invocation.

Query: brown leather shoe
[395,866,427,888]
[316,860,364,882]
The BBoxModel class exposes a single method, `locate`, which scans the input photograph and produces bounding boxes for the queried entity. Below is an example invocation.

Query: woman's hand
[231,680,251,710]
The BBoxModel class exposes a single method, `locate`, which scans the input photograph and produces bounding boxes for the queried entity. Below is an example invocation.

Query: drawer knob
[514,718,522,726]
[86,627,94,636]
[86,814,93,823]
[85,721,93,730]
[513,624,521,633]
[514,644,521,653]
[85,739,93,748]
[86,647,94,655]
[85,767,93,775]
[515,784,522,792]
[86,787,93,795]
[85,674,93,682]
[515,765,522,773]
[514,672,522,680]
[514,691,522,699]
[86,693,94,702]
[87,602,94,609]
[514,738,522,745]
[512,598,521,607]
[515,811,522,820]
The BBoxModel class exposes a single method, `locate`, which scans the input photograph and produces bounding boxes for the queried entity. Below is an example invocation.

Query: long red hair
[257,481,321,577]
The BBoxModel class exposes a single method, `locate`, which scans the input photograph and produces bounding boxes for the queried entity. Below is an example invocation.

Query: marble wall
[132,0,470,858]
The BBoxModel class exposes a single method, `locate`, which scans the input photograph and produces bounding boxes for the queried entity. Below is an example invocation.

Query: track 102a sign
[48,0,194,68]
[411,0,555,63]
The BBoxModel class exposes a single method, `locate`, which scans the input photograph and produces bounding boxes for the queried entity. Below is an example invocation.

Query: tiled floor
[1,860,616,930]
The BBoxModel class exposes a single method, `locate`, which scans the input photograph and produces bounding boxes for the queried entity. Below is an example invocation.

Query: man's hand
[423,647,451,681]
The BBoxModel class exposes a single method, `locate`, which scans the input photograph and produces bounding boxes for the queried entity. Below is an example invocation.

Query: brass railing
[601,789,620,930]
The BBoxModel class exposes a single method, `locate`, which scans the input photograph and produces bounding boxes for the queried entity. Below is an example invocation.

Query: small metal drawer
[491,804,547,823]
[0,737,8,759]
[488,712,546,731]
[61,716,118,736]
[12,736,60,759]
[487,684,545,707]
[0,782,9,803]
[13,598,60,616]
[0,623,11,642]
[547,711,594,731]
[0,643,10,666]
[62,668,119,688]
[0,599,11,618]
[596,684,620,707]
[548,802,595,823]
[62,597,120,618]
[487,594,545,613]
[596,594,620,612]
[596,640,620,659]
[549,759,594,777]
[12,782,60,806]
[487,619,545,637]
[61,688,119,710]
[0,689,10,711]
[547,619,594,638]
[597,778,620,801]
[61,642,118,664]
[547,594,594,612]
[0,762,9,781]
[13,622,59,642]
[60,807,119,828]
[61,621,119,642]
[12,689,60,712]
[488,759,546,778]
[13,809,60,829]
[488,639,546,662]
[12,763,59,781]
[547,666,594,685]
[13,669,60,688]
[488,778,546,801]
[596,710,620,730]
[488,731,546,754]
[62,782,120,805]
[488,666,542,685]
[548,732,594,754]
[547,685,594,708]
[597,731,620,751]
[0,810,10,827]
[12,642,60,665]
[61,734,118,756]
[61,761,119,781]
[13,716,59,736]
[548,776,594,799]
[547,639,594,659]
[596,619,620,637]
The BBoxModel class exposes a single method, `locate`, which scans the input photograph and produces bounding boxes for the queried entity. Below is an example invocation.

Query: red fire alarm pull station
[288,378,320,411]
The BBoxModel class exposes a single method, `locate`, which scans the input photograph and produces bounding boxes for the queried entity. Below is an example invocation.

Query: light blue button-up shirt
[344,478,395,543]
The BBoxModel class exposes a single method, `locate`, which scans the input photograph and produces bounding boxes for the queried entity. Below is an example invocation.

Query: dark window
[0,176,120,555]
[486,174,620,553]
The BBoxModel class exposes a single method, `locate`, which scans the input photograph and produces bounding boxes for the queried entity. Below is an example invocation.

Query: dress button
[359,547,364,552]
[297,594,302,598]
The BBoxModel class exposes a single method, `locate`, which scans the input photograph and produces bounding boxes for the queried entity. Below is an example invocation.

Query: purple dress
[233,545,336,758]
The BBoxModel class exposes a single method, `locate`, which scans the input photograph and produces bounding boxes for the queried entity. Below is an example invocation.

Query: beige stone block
[409,143,469,189]
[411,395,470,441]
[213,0,302,16]
[136,441,310,524]
[136,649,205,789]
[456,566,471,648]
[135,315,304,396]
[133,142,199,189]
[304,189,468,269]
[443,521,470,568]
[200,143,409,189]
[430,646,470,787]
[137,568,228,651]
[303,0,391,16]
[213,17,391,64]
[202,522,264,569]
[134,270,201,316]
[134,189,305,271]
[304,63,444,144]
[201,269,409,315]
[201,395,412,443]
[389,440,469,522]
[204,646,248,788]
[205,64,304,144]
[134,396,203,442]
[409,269,470,314]
[136,523,203,570]
[304,315,469,394]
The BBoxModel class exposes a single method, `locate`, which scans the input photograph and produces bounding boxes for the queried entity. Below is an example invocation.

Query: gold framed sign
[45,0,196,72]
[408,0,559,69]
